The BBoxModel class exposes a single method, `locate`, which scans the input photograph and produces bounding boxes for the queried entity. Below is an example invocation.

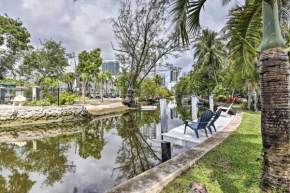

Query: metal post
[209,94,214,111]
[161,141,171,162]
[191,95,198,121]
[0,87,5,101]
[58,87,60,106]
[160,98,168,133]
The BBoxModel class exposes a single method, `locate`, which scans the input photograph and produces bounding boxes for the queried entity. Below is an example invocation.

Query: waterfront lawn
[162,111,263,193]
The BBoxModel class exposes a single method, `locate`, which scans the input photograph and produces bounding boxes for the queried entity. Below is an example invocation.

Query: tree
[192,29,226,86]
[19,39,69,84]
[111,0,182,105]
[170,0,290,191]
[140,78,157,100]
[40,77,59,91]
[97,70,113,103]
[77,48,103,104]
[59,72,75,93]
[153,74,163,86]
[0,15,32,79]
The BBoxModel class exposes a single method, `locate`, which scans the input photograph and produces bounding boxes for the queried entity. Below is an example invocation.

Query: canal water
[0,100,205,193]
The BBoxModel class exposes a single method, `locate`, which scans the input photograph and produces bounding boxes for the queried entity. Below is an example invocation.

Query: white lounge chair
[11,95,27,106]
[217,102,234,117]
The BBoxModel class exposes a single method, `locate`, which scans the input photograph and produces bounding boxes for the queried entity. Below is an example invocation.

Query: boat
[141,106,157,110]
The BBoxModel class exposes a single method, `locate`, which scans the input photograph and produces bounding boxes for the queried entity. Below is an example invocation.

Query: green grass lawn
[162,111,263,193]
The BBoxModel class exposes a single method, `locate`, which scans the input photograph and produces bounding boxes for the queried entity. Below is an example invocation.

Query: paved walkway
[106,109,243,193]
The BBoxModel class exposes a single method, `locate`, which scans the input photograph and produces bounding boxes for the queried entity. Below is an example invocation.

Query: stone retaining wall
[0,120,88,142]
[0,106,90,126]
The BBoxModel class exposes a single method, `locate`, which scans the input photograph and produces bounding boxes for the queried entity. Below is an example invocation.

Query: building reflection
[139,123,157,140]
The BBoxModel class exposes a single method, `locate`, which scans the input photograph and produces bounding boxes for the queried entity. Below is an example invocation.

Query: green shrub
[59,92,77,105]
[241,102,248,110]
[46,94,58,104]
[26,99,51,106]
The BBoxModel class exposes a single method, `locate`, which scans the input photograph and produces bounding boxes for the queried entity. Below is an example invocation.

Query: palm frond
[281,0,290,28]
[224,0,262,76]
[222,0,233,6]
[169,0,190,45]
[170,0,207,44]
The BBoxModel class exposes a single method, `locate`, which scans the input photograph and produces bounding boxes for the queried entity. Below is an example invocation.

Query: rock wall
[0,106,91,126]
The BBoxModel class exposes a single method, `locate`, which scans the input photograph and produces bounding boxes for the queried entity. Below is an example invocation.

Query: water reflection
[78,120,105,160]
[113,112,161,184]
[0,100,195,193]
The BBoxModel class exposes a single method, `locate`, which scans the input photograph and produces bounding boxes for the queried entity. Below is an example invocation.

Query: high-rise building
[170,70,179,82]
[160,74,166,87]
[101,60,120,75]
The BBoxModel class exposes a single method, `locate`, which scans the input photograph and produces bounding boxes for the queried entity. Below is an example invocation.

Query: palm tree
[170,0,290,191]
[80,73,90,105]
[59,72,75,93]
[192,29,226,85]
[245,68,260,111]
[153,74,163,87]
[98,70,113,103]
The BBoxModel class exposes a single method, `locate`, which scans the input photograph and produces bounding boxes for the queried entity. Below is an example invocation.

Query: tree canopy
[111,0,183,104]
[0,15,32,79]
[19,39,70,83]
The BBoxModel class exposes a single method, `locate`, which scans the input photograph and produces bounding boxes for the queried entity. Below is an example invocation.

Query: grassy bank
[162,111,263,193]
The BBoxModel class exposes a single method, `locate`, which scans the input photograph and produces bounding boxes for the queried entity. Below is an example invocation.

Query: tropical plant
[40,77,59,90]
[170,0,290,191]
[59,92,77,105]
[77,48,103,104]
[139,78,157,100]
[26,98,51,106]
[59,72,75,93]
[97,70,113,103]
[153,74,163,86]
[192,29,227,85]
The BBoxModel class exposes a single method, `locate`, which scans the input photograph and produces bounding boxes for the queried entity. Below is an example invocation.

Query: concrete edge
[105,109,243,193]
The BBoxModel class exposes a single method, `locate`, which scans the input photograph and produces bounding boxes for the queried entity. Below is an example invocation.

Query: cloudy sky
[0,0,242,74]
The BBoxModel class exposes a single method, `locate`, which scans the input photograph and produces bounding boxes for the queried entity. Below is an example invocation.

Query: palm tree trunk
[212,64,218,85]
[82,80,86,105]
[260,1,290,191]
[260,47,290,192]
[105,80,108,95]
[69,82,73,93]
[100,82,104,103]
[247,87,252,110]
[252,87,257,112]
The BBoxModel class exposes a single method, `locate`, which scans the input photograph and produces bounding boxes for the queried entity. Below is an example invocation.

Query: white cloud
[0,0,241,74]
